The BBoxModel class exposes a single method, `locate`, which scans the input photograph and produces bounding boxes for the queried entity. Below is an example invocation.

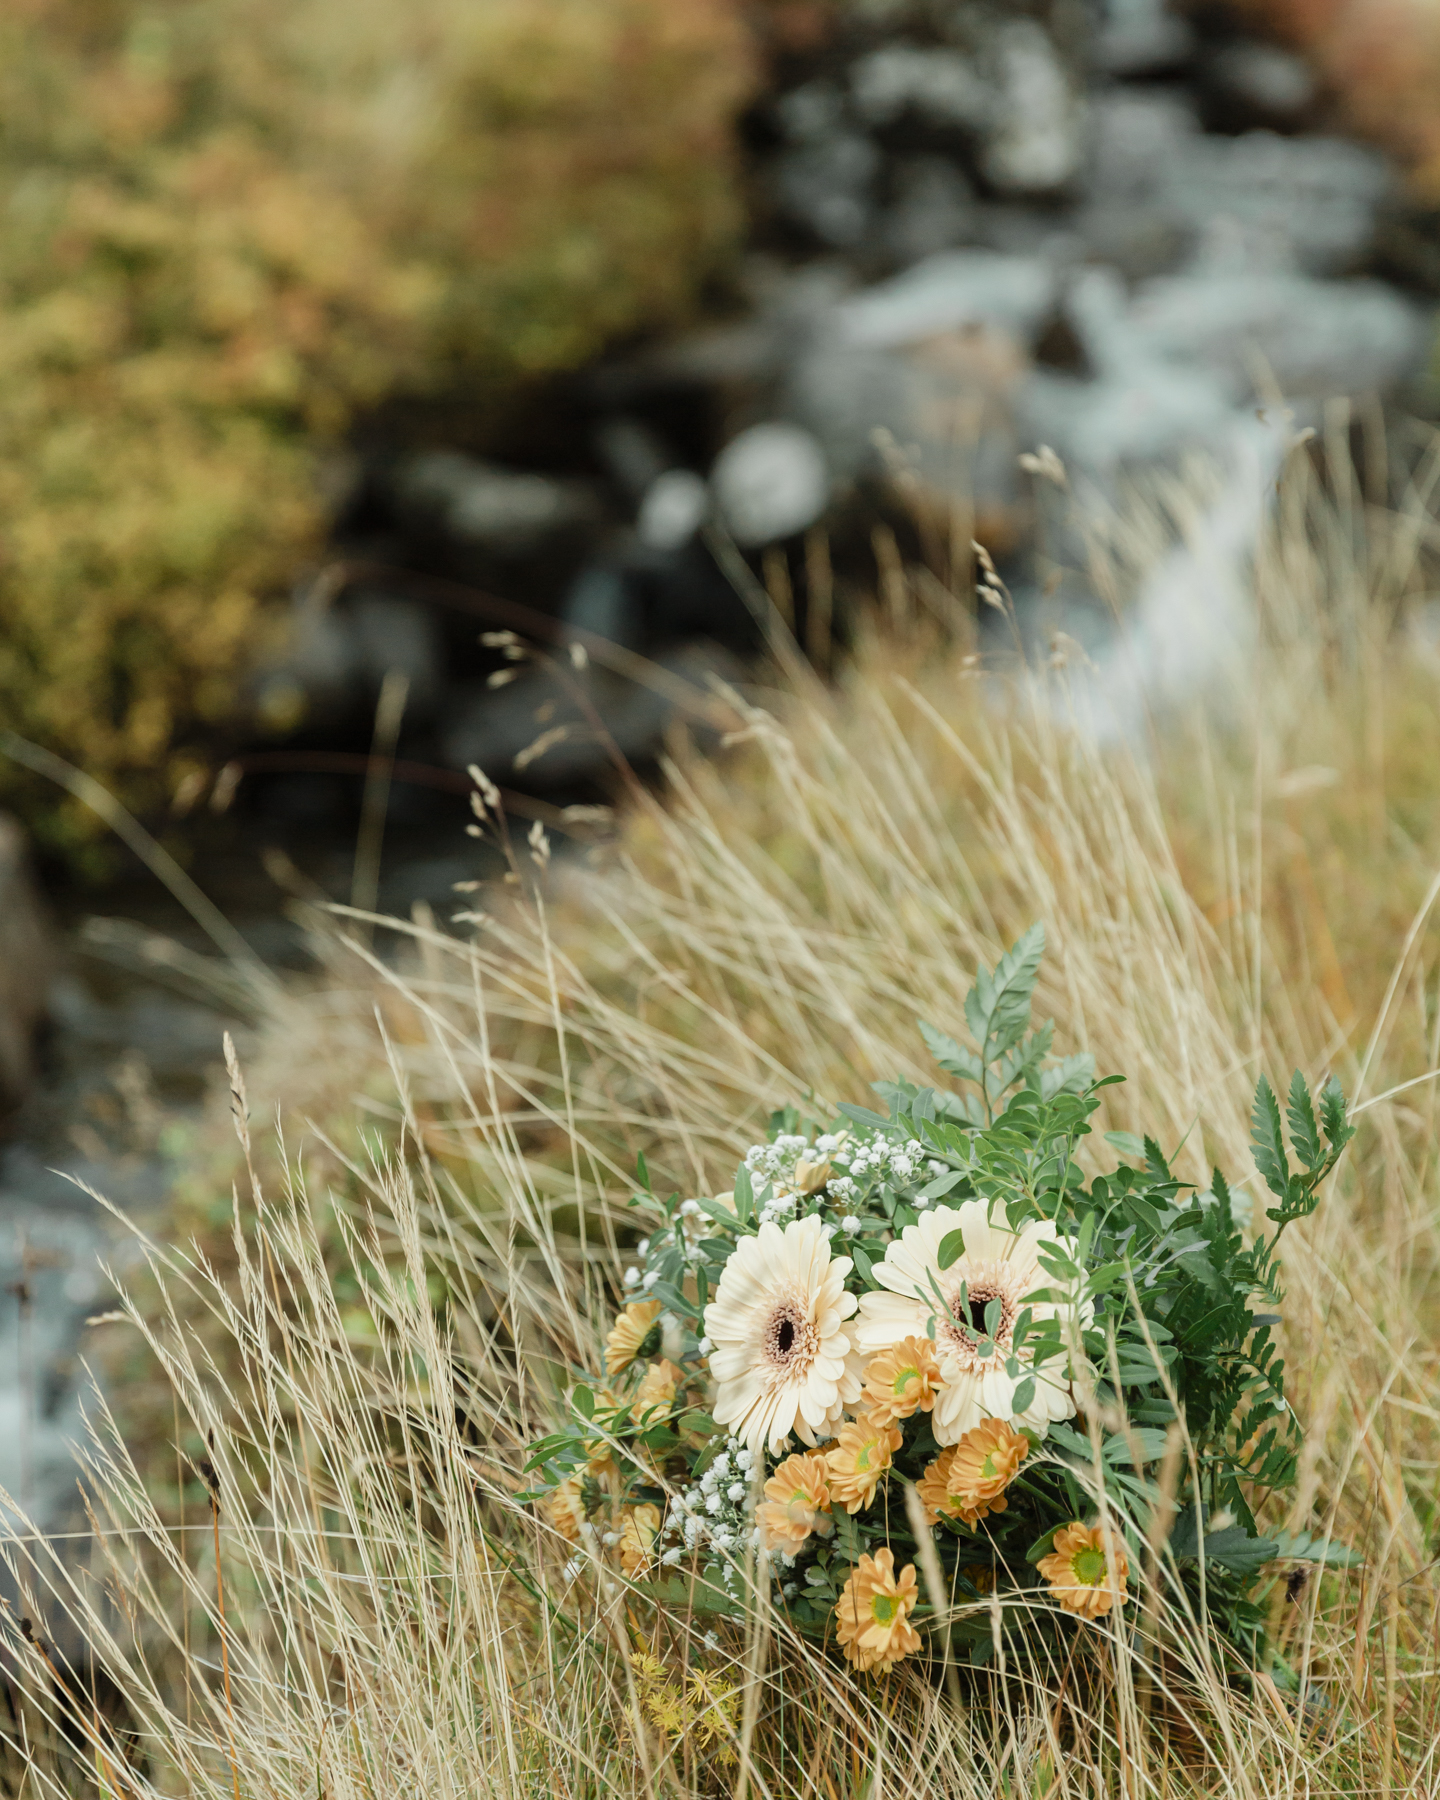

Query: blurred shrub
[1220,0,1440,194]
[0,0,753,858]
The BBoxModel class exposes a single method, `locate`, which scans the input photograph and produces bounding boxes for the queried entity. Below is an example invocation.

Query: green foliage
[0,0,752,856]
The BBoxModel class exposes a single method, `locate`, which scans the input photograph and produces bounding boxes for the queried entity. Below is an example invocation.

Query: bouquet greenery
[527,928,1356,1690]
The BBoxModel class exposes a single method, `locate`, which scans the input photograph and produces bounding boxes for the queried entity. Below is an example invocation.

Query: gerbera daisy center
[760,1289,820,1391]
[936,1258,1023,1368]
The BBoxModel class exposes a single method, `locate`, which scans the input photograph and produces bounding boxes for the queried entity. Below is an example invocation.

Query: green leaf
[967,925,1045,1065]
[1026,1525,1061,1565]
[1286,1071,1321,1173]
[1101,1428,1172,1466]
[918,1167,964,1200]
[937,1229,967,1271]
[732,1164,755,1225]
[851,1241,875,1284]
[1197,1526,1279,1575]
[635,1152,651,1193]
[573,1385,595,1421]
[1010,1375,1036,1415]
[1271,1529,1362,1569]
[919,1020,985,1086]
[1250,1075,1290,1199]
[1105,1131,1146,1161]
[1039,1052,1096,1100]
[1320,1075,1356,1156]
[837,1102,893,1131]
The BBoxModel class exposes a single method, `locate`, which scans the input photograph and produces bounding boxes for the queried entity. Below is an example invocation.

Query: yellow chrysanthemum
[946,1417,1029,1523]
[1038,1522,1130,1620]
[758,1451,834,1554]
[835,1548,922,1673]
[540,1476,586,1543]
[605,1301,663,1377]
[859,1335,944,1428]
[825,1415,903,1514]
[916,1447,970,1525]
[619,1502,663,1576]
[631,1358,685,1422]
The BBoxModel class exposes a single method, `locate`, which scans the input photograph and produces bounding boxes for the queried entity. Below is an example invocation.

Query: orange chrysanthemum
[916,1447,971,1525]
[759,1451,834,1554]
[859,1335,944,1428]
[835,1548,922,1673]
[825,1415,903,1513]
[1038,1522,1130,1619]
[605,1301,663,1377]
[946,1417,1029,1523]
[619,1502,662,1576]
[631,1358,685,1421]
[541,1476,586,1543]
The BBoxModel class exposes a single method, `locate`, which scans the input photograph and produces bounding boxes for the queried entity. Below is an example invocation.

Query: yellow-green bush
[0,0,753,856]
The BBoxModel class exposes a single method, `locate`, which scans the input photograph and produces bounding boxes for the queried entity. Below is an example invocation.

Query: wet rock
[1205,42,1317,126]
[637,470,710,551]
[882,158,978,263]
[1092,0,1195,75]
[979,20,1085,195]
[0,817,54,1120]
[850,42,989,133]
[1129,270,1430,398]
[711,422,831,547]
[392,452,600,556]
[834,249,1057,349]
[1165,133,1393,275]
[771,132,881,248]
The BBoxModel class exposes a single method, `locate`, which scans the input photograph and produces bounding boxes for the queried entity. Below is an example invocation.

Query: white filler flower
[704,1214,862,1456]
[855,1200,1086,1443]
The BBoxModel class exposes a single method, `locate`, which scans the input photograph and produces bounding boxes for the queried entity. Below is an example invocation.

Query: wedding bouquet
[527,928,1356,1687]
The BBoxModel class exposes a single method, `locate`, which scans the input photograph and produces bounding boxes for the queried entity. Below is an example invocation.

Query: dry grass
[6,433,1440,1796]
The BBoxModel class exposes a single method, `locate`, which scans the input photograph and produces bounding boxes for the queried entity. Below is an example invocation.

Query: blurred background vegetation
[0,0,753,859]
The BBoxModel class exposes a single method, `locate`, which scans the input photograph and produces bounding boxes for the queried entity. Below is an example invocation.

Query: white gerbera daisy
[704,1215,862,1456]
[855,1200,1087,1444]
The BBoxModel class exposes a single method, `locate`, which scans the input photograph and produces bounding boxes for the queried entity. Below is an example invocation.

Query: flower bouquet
[527,927,1356,1691]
